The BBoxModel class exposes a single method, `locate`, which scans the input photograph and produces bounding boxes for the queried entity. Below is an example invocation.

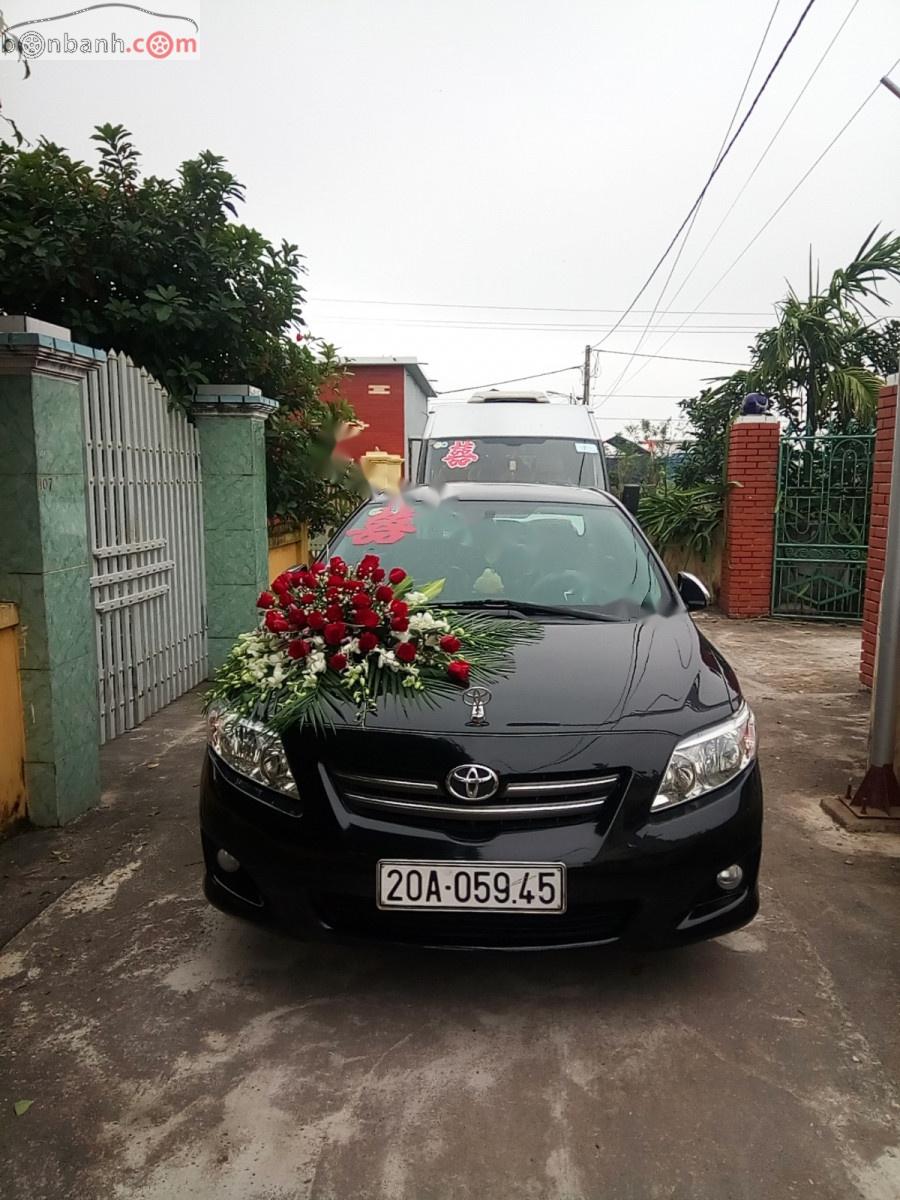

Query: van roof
[425,401,600,439]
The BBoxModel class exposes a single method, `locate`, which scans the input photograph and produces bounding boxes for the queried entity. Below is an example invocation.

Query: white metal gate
[83,352,207,743]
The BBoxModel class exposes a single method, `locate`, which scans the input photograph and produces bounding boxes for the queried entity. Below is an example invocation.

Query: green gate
[772,432,875,620]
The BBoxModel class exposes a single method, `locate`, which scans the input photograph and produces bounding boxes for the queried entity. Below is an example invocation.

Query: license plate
[377,861,566,913]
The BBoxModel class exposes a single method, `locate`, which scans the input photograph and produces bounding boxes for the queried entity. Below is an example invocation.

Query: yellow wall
[0,603,27,832]
[360,451,403,492]
[268,525,310,581]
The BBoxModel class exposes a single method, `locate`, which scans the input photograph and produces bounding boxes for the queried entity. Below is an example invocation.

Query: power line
[328,315,763,333]
[641,0,861,344]
[590,0,819,353]
[310,296,775,316]
[436,346,748,394]
[597,0,783,405]
[611,52,900,398]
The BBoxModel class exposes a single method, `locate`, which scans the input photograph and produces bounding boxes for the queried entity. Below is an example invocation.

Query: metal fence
[772,432,875,621]
[83,353,207,742]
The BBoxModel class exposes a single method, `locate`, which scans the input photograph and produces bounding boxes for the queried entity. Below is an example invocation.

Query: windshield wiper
[438,598,618,622]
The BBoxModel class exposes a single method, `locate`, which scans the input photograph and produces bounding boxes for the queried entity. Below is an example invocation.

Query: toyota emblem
[446,763,500,803]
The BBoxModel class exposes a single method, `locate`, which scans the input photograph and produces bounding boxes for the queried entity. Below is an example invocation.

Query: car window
[332,499,670,619]
[424,438,604,487]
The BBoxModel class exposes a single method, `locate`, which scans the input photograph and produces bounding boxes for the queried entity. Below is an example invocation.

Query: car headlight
[652,703,757,812]
[206,704,298,798]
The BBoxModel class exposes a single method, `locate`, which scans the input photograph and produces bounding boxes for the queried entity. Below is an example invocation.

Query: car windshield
[423,437,604,488]
[331,498,672,619]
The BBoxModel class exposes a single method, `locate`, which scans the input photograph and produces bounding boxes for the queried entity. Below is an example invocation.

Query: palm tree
[750,228,900,433]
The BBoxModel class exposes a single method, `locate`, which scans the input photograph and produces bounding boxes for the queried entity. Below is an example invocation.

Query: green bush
[637,484,724,558]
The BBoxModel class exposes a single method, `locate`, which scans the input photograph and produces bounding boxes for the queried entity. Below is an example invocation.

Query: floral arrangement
[206,554,536,732]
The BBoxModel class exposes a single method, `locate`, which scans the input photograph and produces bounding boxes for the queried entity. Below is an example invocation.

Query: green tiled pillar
[193,385,277,673]
[0,317,106,825]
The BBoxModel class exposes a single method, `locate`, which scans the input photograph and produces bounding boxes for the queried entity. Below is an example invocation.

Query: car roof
[375,483,617,506]
[424,402,600,439]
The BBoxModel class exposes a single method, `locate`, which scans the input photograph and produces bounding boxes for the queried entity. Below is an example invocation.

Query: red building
[334,357,435,468]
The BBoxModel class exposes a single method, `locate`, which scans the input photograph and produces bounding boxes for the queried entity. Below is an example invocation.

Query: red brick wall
[860,382,897,687]
[333,365,406,460]
[719,417,781,618]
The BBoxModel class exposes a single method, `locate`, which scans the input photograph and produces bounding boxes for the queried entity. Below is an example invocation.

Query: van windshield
[422,437,605,488]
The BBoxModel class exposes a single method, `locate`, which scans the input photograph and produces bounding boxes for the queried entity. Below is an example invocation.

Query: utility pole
[582,345,592,406]
[852,364,900,814]
[851,76,900,813]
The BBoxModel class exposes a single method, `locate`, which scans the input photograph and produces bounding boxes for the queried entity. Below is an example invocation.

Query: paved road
[1,616,899,1199]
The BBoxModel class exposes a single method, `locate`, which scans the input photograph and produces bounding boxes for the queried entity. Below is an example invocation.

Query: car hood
[282,613,740,749]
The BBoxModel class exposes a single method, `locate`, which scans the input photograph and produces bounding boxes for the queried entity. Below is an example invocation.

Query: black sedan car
[200,484,761,949]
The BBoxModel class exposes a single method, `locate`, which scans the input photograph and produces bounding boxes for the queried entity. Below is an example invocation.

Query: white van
[413,390,609,489]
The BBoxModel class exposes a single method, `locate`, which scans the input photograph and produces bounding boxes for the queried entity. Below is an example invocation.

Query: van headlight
[206,704,298,797]
[652,704,756,812]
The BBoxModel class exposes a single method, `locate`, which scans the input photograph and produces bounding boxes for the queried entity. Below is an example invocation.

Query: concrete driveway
[1,616,899,1200]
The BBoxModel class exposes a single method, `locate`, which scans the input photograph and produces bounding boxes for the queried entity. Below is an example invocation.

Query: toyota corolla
[200,483,762,949]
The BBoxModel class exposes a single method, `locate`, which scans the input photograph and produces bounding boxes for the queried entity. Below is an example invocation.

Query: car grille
[329,768,623,826]
[310,893,635,948]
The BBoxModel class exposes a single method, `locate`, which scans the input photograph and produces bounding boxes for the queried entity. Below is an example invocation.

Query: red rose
[328,652,348,671]
[329,556,348,576]
[358,554,380,576]
[391,616,409,632]
[300,592,316,606]
[358,609,379,628]
[272,572,292,593]
[325,603,344,622]
[447,659,471,685]
[290,569,309,587]
[265,610,291,634]
[324,621,347,646]
[389,568,407,585]
[311,562,326,576]
[439,634,461,654]
[395,640,416,663]
[351,592,372,610]
[358,631,380,652]
[389,600,409,618]
[375,585,394,602]
[372,567,386,582]
[287,605,308,628]
[257,591,276,609]
[287,638,311,659]
[307,610,326,631]
[325,586,340,600]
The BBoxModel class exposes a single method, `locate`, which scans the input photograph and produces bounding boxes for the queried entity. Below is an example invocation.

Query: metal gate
[83,353,207,742]
[772,432,875,620]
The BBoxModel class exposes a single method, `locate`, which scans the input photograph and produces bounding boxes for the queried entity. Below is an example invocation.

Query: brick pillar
[860,379,897,687]
[192,385,277,673]
[0,316,103,825]
[719,415,781,618]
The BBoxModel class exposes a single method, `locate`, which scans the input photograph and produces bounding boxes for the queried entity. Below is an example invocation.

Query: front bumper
[199,750,762,950]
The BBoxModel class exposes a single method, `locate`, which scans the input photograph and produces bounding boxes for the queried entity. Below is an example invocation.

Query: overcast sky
[5,0,900,434]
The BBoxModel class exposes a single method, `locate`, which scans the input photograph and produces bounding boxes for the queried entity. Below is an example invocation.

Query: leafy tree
[677,229,900,486]
[0,124,362,532]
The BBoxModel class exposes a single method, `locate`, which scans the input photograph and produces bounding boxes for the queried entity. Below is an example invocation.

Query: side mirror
[677,571,711,611]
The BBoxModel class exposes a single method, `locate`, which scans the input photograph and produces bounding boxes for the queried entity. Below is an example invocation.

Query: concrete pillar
[0,317,104,824]
[860,378,897,688]
[719,415,781,619]
[193,385,277,672]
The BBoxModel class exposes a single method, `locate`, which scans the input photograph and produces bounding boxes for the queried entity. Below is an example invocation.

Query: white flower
[309,651,327,675]
[406,591,427,606]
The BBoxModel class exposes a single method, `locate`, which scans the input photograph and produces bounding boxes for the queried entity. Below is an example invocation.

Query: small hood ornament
[463,686,492,726]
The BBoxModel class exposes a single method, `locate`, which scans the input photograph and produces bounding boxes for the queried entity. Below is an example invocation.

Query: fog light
[216,848,241,874]
[716,864,743,891]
